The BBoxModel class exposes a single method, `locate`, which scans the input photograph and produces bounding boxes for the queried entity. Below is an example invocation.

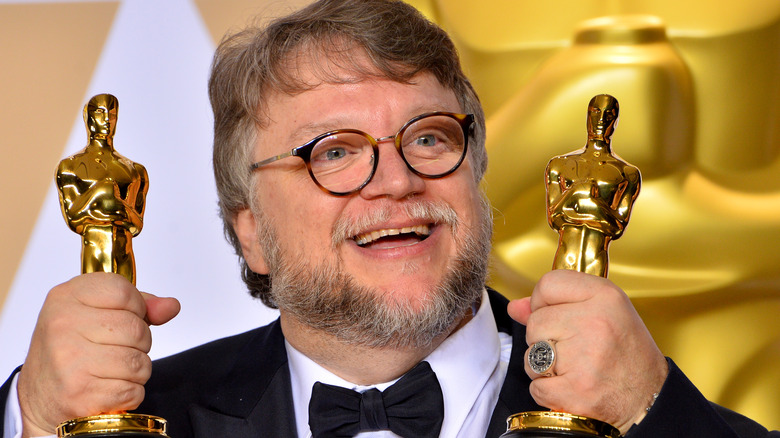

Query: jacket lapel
[190,319,298,438]
[485,288,543,438]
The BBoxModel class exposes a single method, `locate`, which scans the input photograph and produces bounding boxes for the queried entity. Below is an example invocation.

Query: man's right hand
[16,273,180,437]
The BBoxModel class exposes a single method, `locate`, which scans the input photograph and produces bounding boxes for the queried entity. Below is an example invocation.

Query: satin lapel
[190,320,298,438]
[485,288,544,438]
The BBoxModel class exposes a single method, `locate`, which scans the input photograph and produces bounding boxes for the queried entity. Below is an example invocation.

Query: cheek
[452,168,484,218]
[262,186,345,256]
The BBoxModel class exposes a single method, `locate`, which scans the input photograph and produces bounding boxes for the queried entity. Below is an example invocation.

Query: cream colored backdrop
[1,0,778,430]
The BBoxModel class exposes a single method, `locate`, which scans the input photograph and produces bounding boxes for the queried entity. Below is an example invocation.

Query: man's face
[234,66,490,347]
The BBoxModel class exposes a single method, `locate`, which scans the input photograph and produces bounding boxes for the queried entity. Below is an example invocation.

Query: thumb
[507,297,532,325]
[141,292,181,325]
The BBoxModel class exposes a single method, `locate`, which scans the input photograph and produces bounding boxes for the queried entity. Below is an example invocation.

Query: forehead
[258,65,461,152]
[265,46,459,113]
[589,96,617,111]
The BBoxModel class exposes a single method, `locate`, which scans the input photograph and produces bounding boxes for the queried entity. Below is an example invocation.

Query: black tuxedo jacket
[1,289,775,437]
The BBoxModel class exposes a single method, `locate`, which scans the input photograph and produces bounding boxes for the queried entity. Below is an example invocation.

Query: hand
[508,270,668,434]
[16,273,180,437]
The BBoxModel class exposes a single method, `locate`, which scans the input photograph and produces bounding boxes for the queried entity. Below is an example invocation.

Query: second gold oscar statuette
[501,94,638,438]
[55,94,168,437]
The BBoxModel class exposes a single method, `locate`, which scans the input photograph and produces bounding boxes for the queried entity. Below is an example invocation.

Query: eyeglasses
[250,112,475,195]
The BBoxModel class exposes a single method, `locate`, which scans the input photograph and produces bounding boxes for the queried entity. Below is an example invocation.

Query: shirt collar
[285,288,501,438]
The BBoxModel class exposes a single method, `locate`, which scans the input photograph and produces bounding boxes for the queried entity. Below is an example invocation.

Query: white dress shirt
[4,289,513,438]
[286,288,513,438]
[3,374,26,438]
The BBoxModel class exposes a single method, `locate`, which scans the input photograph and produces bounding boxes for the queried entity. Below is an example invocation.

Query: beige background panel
[194,0,436,46]
[0,2,119,309]
[195,0,314,43]
[0,0,274,386]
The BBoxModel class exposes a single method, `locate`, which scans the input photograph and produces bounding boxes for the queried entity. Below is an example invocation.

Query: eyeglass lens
[309,114,467,194]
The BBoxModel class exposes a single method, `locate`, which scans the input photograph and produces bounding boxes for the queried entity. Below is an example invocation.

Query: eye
[310,133,368,166]
[414,134,438,147]
[324,147,347,160]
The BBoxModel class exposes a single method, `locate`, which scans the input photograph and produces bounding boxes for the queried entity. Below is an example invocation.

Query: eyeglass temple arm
[250,151,296,170]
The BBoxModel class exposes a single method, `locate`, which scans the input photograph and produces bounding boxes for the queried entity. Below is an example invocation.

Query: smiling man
[2,1,778,437]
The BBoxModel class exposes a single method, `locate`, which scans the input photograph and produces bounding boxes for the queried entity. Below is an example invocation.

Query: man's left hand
[508,269,668,434]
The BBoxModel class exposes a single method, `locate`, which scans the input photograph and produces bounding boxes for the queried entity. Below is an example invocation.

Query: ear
[232,208,269,275]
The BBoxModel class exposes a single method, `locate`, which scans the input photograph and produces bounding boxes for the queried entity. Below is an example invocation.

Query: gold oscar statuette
[55,94,168,437]
[502,94,639,437]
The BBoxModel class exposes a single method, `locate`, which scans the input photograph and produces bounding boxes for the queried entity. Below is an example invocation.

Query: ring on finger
[528,339,557,377]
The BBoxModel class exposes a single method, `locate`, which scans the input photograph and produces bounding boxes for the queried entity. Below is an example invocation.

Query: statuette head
[84,93,118,139]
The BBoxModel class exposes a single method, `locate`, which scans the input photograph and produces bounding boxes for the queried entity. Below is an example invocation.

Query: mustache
[331,200,460,247]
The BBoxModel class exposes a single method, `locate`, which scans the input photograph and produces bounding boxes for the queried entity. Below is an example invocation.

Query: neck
[280,310,472,385]
[586,137,611,153]
[87,136,114,150]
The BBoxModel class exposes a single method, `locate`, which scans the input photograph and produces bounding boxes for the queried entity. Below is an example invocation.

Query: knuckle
[529,380,553,406]
[587,315,615,339]
[89,380,144,412]
[525,312,538,334]
[46,284,70,303]
[126,314,151,347]
[536,272,555,291]
[113,284,136,308]
[45,311,73,337]
[126,351,152,383]
[114,382,145,410]
[62,373,91,399]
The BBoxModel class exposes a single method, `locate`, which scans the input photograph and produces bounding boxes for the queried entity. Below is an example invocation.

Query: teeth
[354,224,430,246]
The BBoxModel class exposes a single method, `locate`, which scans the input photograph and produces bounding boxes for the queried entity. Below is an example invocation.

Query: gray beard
[257,198,493,350]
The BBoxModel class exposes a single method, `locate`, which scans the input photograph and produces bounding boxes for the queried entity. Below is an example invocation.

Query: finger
[523,340,567,380]
[69,272,147,319]
[507,297,531,325]
[22,378,147,433]
[528,375,571,413]
[524,302,584,345]
[141,293,181,326]
[530,270,614,312]
[527,373,607,422]
[76,307,153,352]
[76,378,147,416]
[83,344,153,385]
[524,346,547,380]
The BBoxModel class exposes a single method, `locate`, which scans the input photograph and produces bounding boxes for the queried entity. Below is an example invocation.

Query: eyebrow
[286,104,459,147]
[289,121,345,146]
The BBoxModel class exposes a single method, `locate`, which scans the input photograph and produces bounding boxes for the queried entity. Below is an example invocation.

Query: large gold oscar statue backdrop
[415,0,780,429]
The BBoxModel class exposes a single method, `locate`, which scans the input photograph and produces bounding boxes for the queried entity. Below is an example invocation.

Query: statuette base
[501,411,620,438]
[56,413,167,437]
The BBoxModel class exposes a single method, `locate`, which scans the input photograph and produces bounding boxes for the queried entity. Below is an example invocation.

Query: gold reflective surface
[57,414,167,437]
[56,94,148,285]
[506,95,630,437]
[547,94,640,277]
[506,411,620,438]
[424,1,780,428]
[55,95,161,437]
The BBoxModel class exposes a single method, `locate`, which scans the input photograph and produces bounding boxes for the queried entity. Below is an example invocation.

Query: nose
[359,139,425,200]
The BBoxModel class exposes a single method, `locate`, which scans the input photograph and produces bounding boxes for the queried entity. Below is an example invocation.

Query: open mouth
[354,224,432,248]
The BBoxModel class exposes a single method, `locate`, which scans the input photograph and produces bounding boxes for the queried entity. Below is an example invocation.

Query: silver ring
[528,340,557,377]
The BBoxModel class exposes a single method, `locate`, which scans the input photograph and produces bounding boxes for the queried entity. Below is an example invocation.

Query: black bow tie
[308,361,444,438]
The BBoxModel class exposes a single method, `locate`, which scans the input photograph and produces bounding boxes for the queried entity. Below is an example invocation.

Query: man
[2,1,776,437]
